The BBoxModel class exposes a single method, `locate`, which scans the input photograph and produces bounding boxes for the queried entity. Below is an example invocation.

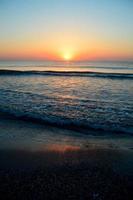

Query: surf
[0,69,133,79]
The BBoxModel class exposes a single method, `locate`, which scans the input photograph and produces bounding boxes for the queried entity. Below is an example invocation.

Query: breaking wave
[0,69,133,79]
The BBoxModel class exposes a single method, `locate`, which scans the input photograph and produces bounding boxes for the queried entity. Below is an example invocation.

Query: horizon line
[0,59,133,63]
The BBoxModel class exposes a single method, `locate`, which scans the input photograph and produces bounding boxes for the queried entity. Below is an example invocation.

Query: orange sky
[1,34,132,61]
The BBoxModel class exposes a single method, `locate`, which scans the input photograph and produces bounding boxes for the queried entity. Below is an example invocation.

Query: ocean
[0,60,133,136]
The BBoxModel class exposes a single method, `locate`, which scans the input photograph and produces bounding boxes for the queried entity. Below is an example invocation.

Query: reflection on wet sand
[43,144,81,153]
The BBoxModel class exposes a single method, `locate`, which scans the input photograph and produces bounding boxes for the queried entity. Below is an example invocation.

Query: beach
[0,112,133,200]
[0,61,133,199]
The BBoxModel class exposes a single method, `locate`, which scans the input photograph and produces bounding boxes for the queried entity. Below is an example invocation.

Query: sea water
[0,61,133,135]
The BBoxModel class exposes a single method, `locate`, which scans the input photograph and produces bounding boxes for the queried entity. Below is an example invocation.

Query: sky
[0,0,133,61]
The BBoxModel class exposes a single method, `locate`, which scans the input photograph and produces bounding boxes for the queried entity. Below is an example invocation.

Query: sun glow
[63,53,73,61]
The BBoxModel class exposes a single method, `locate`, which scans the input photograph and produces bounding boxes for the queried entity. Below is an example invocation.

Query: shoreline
[0,111,133,151]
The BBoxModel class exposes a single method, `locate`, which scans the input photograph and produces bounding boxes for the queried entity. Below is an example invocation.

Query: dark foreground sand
[0,148,133,200]
[0,113,133,200]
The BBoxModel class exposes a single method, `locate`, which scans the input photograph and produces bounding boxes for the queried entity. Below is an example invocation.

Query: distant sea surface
[0,61,133,135]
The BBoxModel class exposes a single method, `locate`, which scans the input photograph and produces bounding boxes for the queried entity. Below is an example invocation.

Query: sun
[63,53,72,61]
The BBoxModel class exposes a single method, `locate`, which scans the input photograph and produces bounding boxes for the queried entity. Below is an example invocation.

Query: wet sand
[0,113,133,199]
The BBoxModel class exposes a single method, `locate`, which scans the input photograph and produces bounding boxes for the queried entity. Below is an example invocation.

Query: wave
[0,109,132,136]
[0,69,133,79]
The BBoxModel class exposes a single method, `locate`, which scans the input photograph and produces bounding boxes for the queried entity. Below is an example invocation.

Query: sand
[0,112,133,199]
